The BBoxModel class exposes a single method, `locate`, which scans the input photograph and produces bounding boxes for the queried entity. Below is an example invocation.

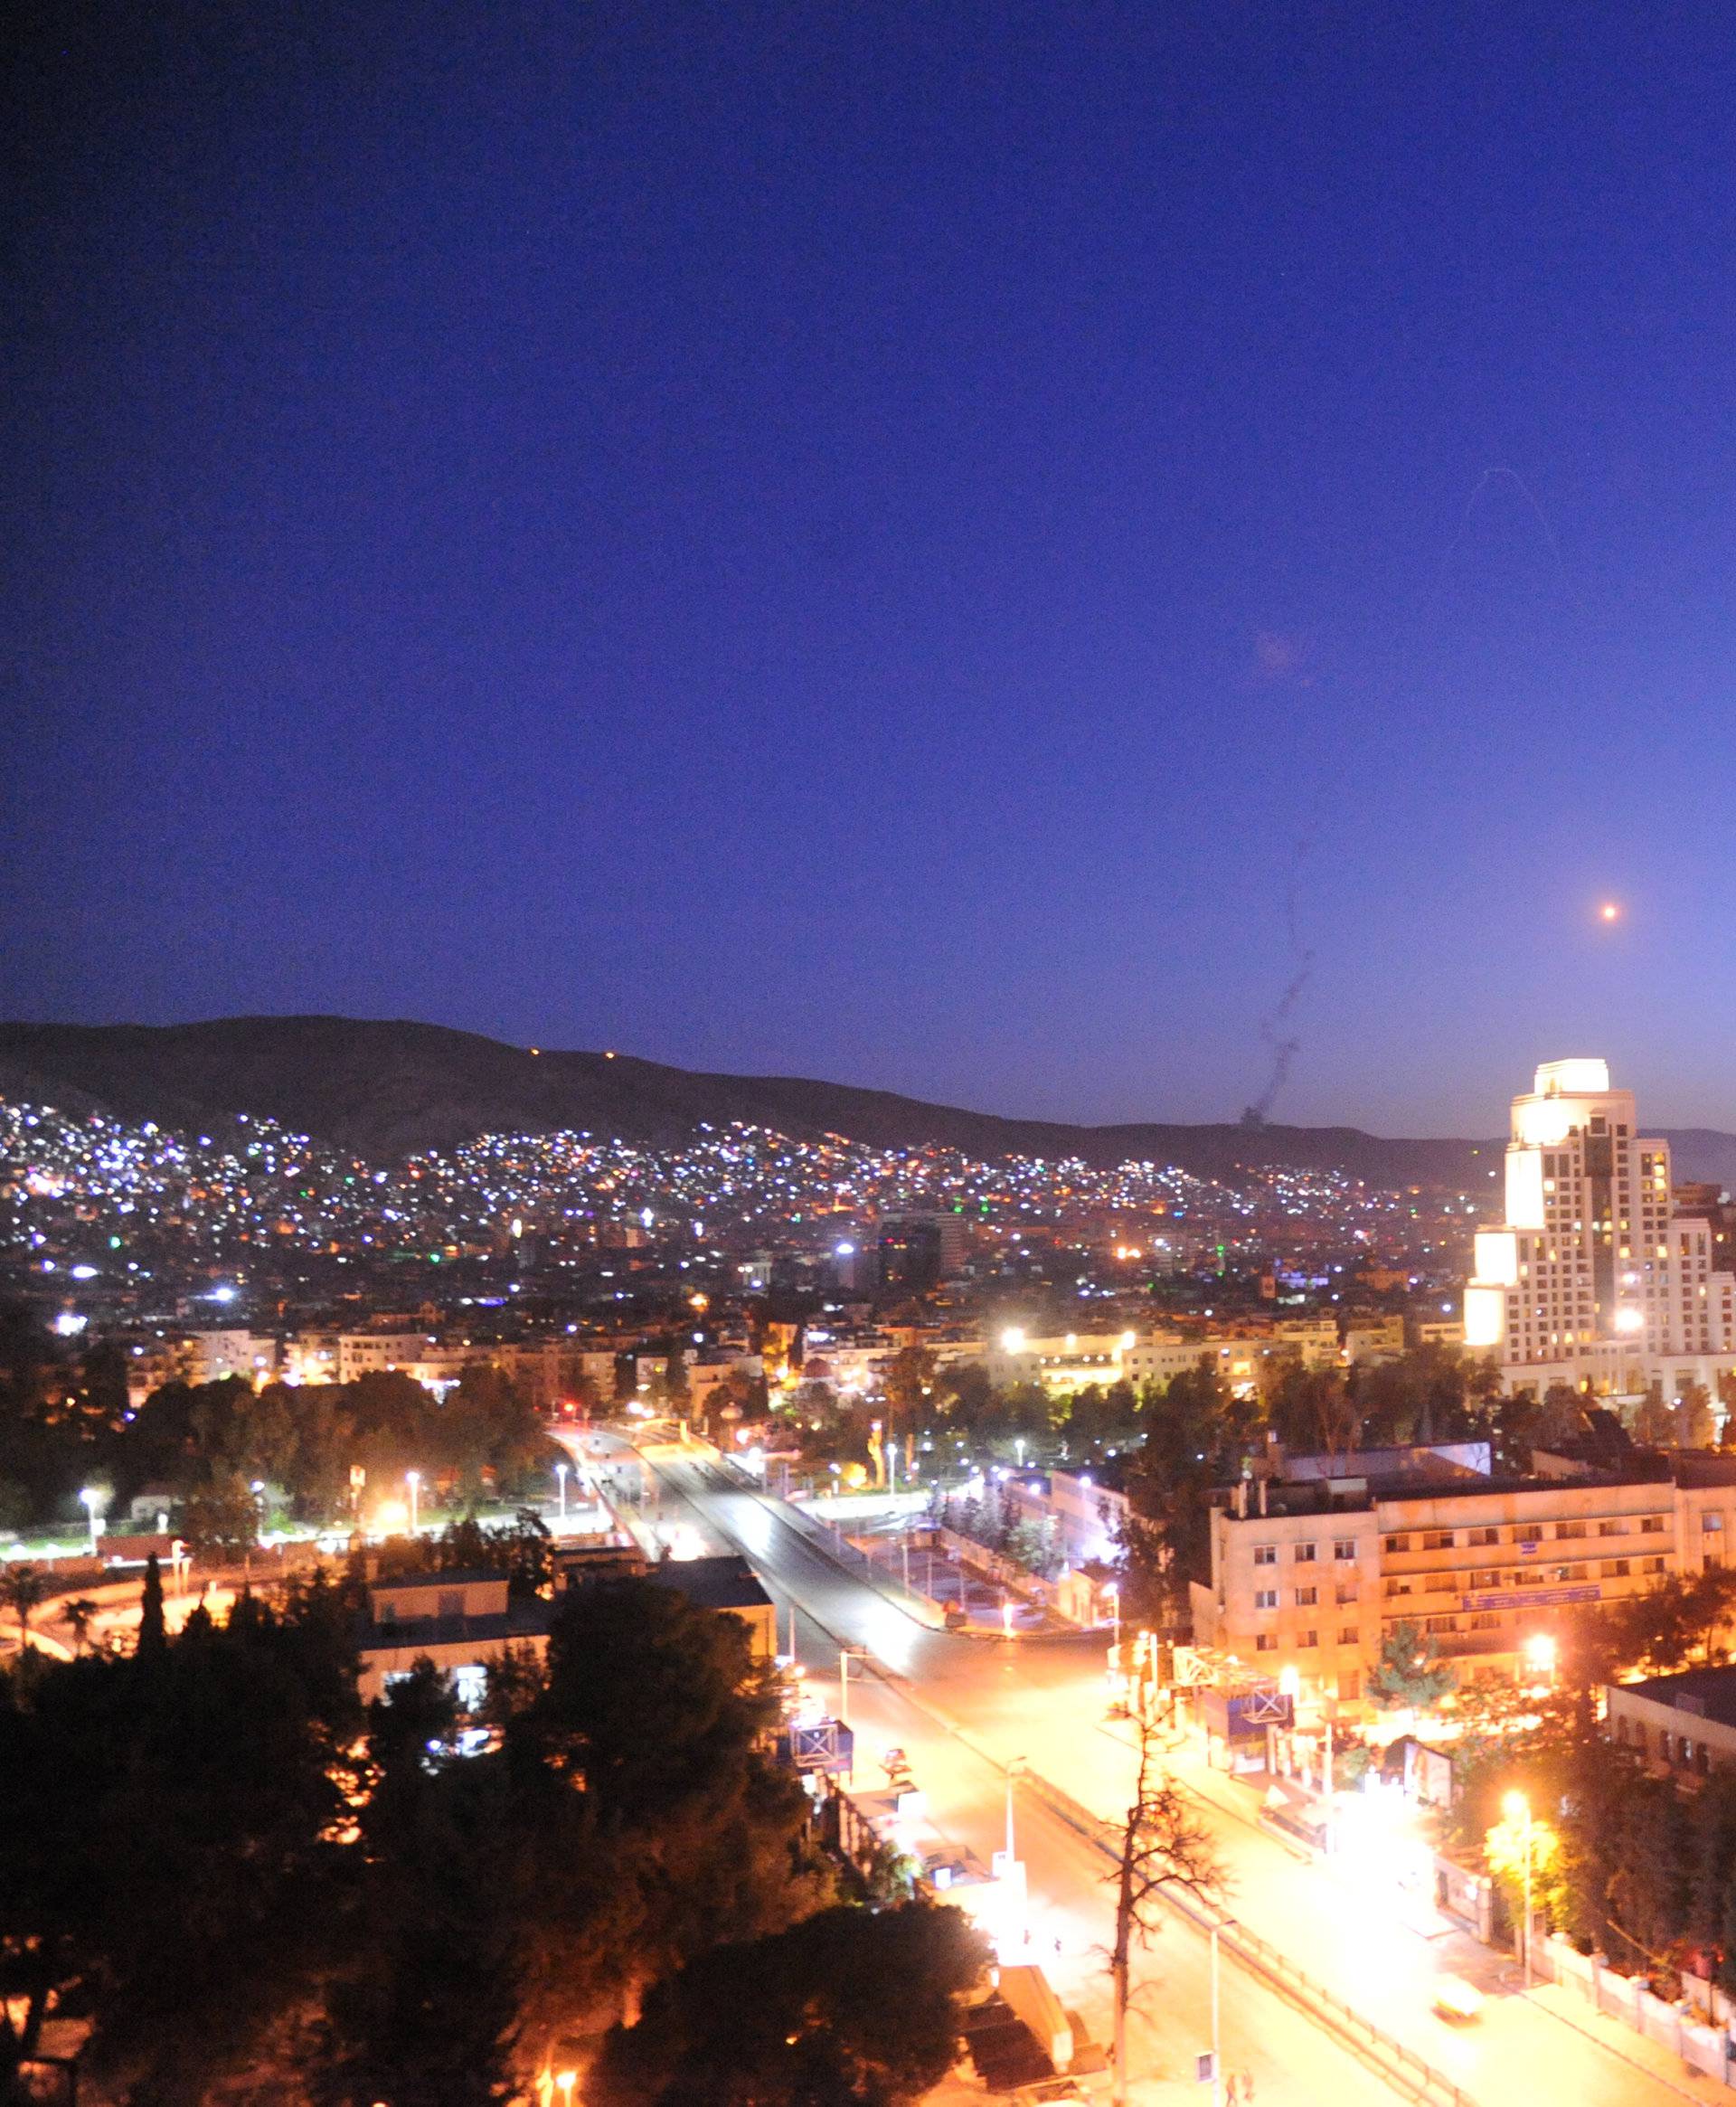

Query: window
[1384,1535,1410,1553]
[1422,1530,1454,1551]
[1704,1514,1726,1534]
[1642,1555,1666,1575]
[1297,1630,1318,1649]
[1334,1539,1357,1561]
[1253,1545,1277,1566]
[1335,1583,1358,1605]
[1295,1586,1317,1607]
[1338,1670,1360,1702]
[1424,1615,1457,1634]
[1294,1543,1317,1563]
[1641,1516,1666,1535]
[1603,1559,1630,1579]
[1254,1589,1278,1611]
[1255,1633,1278,1652]
[1554,1521,1587,1540]
[438,1589,464,1620]
[1598,1520,1628,1536]
[1338,1624,1358,1645]
[1470,1611,1503,1630]
[1467,1526,1500,1546]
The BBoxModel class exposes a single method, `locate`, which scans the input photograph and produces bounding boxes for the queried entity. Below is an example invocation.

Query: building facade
[1192,1453,1736,1712]
[1463,1058,1736,1399]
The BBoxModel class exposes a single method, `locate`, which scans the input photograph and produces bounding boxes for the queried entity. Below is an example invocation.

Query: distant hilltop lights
[1464,1058,1736,1401]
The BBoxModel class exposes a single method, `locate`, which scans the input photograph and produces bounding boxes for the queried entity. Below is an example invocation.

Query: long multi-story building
[1463,1058,1736,1399]
[1190,1450,1736,1712]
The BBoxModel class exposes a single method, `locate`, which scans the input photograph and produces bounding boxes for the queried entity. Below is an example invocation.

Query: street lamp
[555,1460,569,1526]
[1504,1789,1533,1989]
[1523,1631,1557,1688]
[1108,1580,1121,1651]
[1005,1755,1026,1866]
[838,1646,870,1727]
[79,1487,102,1558]
[406,1469,420,1536]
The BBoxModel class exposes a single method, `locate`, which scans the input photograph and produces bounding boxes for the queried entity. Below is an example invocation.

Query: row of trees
[1,1565,988,2105]
[2,1351,555,1538]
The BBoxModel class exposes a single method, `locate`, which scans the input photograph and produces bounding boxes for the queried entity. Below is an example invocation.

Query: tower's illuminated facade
[1464,1059,1736,1398]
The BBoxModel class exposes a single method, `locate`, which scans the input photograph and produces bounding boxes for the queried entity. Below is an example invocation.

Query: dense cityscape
[9,5,1734,2103]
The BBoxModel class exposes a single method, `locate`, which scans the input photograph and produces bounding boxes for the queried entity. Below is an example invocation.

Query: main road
[625,1443,1707,2107]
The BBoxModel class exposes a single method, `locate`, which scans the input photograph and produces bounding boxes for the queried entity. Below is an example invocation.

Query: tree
[62,1597,98,1656]
[181,1471,260,1557]
[0,1563,45,1651]
[1632,1384,1675,1448]
[1367,1619,1456,1712]
[1109,1710,1227,2104]
[0,1581,358,2105]
[1485,1801,1565,1955]
[590,1903,989,2107]
[1269,1364,1360,1461]
[1676,1383,1716,1450]
[137,1552,166,1663]
[882,1346,938,1440]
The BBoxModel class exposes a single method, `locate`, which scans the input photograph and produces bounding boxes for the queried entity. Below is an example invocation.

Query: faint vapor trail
[1243,834,1316,1127]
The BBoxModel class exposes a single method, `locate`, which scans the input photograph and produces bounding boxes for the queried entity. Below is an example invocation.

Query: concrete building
[1607,1666,1736,1777]
[1464,1058,1736,1399]
[356,1568,550,1702]
[551,1546,778,1661]
[1003,1465,1130,1568]
[1192,1450,1736,1713]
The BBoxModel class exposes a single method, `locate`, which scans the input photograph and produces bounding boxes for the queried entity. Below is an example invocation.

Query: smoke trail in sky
[1242,834,1316,1127]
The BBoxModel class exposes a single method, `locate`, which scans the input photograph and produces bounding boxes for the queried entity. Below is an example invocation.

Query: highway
[636,1446,1709,2107]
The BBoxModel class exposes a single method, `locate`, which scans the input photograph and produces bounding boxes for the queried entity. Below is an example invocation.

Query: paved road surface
[643,1449,1709,2107]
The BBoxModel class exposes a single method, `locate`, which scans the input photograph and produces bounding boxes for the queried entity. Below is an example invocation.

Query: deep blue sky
[6,3,1736,1134]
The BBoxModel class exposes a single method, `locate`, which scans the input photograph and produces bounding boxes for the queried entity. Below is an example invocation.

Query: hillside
[1,1015,1728,1188]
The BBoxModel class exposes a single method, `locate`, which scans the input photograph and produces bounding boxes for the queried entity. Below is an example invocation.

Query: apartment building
[125,1328,278,1408]
[1464,1058,1736,1398]
[1191,1451,1736,1713]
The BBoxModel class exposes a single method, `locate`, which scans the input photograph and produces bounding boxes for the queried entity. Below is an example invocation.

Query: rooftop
[657,1553,773,1614]
[1616,1668,1736,1730]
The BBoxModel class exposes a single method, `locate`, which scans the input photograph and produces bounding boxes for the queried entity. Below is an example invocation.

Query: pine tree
[137,1554,166,1664]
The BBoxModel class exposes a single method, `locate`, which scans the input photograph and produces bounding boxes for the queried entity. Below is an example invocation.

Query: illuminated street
[650,1449,1706,2107]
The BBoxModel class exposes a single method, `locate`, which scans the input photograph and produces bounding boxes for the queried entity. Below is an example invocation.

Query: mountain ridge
[2,1016,1733,1189]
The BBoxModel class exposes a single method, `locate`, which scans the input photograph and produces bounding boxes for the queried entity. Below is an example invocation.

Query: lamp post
[838,1646,869,1726]
[1005,1755,1026,1866]
[406,1469,420,1537]
[555,1460,569,1526]
[1108,1580,1121,1650]
[1504,1790,1533,1989]
[79,1487,101,1558]
[1210,1918,1222,2107]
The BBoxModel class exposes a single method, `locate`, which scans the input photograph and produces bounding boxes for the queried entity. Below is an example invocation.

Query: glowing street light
[79,1487,102,1558]
[1503,1790,1534,1989]
[1523,1631,1557,1687]
[406,1469,421,1536]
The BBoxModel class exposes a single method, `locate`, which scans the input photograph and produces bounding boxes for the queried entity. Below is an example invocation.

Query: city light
[1522,1632,1557,1682]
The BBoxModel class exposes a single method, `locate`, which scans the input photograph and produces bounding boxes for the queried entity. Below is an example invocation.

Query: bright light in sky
[1599,901,1621,922]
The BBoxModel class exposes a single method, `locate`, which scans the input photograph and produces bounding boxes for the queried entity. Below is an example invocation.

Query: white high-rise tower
[1465,1059,1736,1396]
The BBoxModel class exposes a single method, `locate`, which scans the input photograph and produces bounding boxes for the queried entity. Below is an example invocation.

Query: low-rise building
[1607,1666,1736,1778]
[552,1546,778,1662]
[357,1568,550,1702]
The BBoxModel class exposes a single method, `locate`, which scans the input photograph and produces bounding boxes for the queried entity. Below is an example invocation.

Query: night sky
[7,4,1736,1135]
